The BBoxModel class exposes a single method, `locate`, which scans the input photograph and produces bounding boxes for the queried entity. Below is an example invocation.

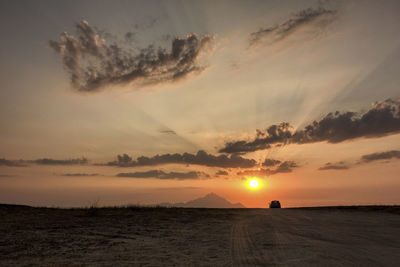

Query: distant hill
[158,193,246,208]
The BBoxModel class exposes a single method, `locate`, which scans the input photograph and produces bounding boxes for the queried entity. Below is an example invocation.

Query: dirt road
[1,205,399,266]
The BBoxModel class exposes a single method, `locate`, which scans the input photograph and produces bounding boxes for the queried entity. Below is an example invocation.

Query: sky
[0,0,399,208]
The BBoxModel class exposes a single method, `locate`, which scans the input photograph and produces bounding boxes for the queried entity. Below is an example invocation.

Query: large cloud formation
[107,150,256,168]
[116,170,208,180]
[220,99,400,154]
[237,161,298,177]
[49,20,214,92]
[249,7,336,46]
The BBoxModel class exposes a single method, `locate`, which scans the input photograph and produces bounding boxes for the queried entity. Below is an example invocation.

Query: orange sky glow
[0,0,399,208]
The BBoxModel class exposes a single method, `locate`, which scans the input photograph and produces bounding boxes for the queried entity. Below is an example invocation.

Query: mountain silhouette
[158,193,246,208]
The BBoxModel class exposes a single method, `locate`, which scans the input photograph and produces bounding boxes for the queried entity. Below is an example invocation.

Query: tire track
[230,213,271,266]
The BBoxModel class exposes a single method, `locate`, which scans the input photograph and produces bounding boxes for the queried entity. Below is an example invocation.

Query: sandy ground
[0,205,399,266]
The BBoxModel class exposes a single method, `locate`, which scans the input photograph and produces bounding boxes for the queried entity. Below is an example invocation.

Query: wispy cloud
[360,150,400,163]
[249,7,337,47]
[34,157,88,165]
[61,173,99,177]
[220,99,400,154]
[237,161,298,177]
[0,174,18,177]
[159,129,177,135]
[1,157,89,166]
[49,20,214,92]
[107,150,256,168]
[0,158,26,167]
[116,170,209,180]
[319,161,350,171]
[319,150,400,171]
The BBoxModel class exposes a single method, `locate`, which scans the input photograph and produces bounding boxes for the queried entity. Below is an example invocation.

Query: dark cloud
[275,161,298,172]
[108,150,256,168]
[360,150,400,163]
[34,157,88,165]
[49,20,214,92]
[61,173,99,177]
[249,7,336,46]
[237,161,298,177]
[220,99,400,154]
[319,161,350,171]
[220,122,292,153]
[115,154,132,165]
[116,170,208,180]
[0,158,26,167]
[215,170,229,176]
[262,158,282,167]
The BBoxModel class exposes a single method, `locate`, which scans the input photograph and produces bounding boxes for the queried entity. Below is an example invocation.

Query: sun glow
[247,178,261,189]
[250,179,259,188]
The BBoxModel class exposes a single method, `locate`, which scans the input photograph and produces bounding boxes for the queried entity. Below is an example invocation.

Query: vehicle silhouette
[269,200,281,208]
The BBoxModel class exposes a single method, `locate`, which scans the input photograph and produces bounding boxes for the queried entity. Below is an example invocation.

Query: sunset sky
[1,0,399,208]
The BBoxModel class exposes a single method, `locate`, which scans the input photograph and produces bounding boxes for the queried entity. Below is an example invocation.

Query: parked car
[269,200,281,208]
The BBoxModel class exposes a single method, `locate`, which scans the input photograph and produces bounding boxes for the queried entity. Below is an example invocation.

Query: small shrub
[87,200,100,216]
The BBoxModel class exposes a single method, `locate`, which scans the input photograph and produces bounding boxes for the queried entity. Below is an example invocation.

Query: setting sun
[250,179,259,188]
[248,178,260,189]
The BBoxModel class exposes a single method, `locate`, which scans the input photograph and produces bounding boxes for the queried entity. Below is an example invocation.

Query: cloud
[0,174,17,177]
[0,158,26,167]
[1,157,88,166]
[124,32,136,42]
[107,150,256,168]
[49,20,214,92]
[249,7,337,47]
[262,158,282,167]
[237,161,298,177]
[319,161,350,171]
[220,99,400,154]
[61,173,99,177]
[215,170,229,176]
[360,150,400,163]
[159,129,177,135]
[123,17,159,42]
[319,150,400,171]
[220,122,292,153]
[34,157,88,165]
[116,170,209,180]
